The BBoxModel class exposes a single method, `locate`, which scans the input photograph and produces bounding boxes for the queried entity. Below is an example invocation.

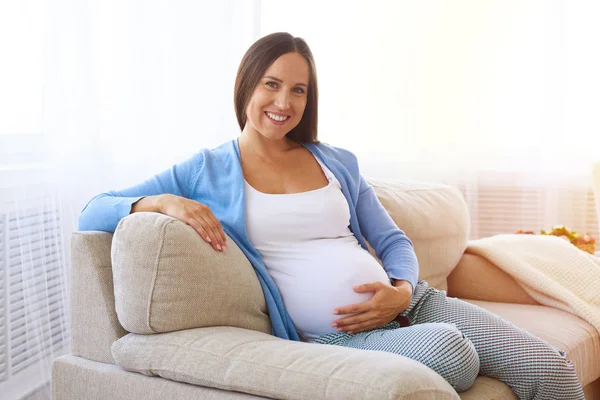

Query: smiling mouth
[265,111,290,122]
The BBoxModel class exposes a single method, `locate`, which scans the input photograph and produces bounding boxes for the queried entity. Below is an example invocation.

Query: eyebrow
[263,75,308,87]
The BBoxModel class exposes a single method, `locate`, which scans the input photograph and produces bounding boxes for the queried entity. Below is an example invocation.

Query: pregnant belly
[266,240,392,340]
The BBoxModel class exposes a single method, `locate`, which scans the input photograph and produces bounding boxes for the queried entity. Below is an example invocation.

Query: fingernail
[336,328,343,332]
[222,244,227,251]
[331,323,337,327]
[333,310,339,315]
[216,244,222,251]
[206,236,212,243]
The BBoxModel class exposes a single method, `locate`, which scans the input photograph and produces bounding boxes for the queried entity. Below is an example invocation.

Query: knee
[533,350,583,399]
[420,324,480,392]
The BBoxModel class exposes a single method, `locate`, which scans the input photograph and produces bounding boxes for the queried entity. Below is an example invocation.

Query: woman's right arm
[78,152,227,251]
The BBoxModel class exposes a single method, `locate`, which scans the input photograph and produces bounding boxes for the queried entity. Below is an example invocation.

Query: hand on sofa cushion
[111,212,271,334]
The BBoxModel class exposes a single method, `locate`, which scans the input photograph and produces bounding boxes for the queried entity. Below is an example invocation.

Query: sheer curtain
[262,0,600,241]
[0,1,259,398]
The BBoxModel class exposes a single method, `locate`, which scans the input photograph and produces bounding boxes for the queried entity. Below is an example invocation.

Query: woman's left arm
[331,176,419,333]
[355,175,419,291]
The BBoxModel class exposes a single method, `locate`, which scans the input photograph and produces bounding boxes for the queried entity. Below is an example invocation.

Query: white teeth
[266,112,288,122]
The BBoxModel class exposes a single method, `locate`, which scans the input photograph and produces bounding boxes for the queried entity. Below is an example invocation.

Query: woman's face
[244,52,310,141]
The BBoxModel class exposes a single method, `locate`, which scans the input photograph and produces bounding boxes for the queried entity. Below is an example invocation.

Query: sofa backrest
[69,180,469,364]
[368,180,470,290]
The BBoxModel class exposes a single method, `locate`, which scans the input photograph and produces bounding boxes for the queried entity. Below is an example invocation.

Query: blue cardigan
[79,139,419,341]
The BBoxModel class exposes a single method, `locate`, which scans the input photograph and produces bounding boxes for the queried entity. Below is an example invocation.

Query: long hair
[234,32,319,143]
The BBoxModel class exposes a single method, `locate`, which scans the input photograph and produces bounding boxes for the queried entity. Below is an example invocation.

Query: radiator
[0,187,70,400]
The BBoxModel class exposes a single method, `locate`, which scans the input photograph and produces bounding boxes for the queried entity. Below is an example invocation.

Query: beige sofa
[52,180,600,399]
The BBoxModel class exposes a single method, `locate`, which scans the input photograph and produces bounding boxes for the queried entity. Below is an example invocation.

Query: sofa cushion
[369,180,470,289]
[111,326,460,400]
[111,212,271,335]
[458,376,517,400]
[53,355,262,400]
[466,300,600,388]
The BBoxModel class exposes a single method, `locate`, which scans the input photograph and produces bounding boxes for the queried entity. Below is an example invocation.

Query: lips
[266,111,290,121]
[265,111,290,125]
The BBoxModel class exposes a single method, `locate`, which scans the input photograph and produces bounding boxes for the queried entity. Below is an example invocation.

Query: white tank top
[244,158,391,340]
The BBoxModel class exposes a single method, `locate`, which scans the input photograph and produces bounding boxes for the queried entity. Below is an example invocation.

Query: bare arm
[131,195,163,213]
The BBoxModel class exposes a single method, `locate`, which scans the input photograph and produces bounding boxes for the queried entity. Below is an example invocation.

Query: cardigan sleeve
[355,175,419,291]
[78,152,204,233]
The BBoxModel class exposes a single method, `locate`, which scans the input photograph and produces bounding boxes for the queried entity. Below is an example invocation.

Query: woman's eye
[266,81,278,88]
[293,87,305,94]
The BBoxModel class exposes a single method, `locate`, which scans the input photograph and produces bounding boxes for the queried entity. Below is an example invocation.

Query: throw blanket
[466,234,600,334]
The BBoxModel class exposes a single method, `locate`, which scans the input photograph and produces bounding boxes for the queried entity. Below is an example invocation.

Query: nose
[274,91,290,110]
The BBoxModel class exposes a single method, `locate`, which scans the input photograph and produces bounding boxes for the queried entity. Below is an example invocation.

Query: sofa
[52,179,600,399]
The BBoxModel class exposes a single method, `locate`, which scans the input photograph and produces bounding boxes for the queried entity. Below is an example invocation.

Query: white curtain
[0,1,259,398]
[262,0,600,241]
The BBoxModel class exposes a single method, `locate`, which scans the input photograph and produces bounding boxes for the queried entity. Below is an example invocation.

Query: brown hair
[234,32,319,143]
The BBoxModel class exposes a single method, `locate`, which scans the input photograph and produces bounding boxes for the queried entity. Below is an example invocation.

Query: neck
[238,126,298,160]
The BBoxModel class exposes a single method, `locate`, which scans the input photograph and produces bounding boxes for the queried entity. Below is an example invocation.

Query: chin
[259,128,294,141]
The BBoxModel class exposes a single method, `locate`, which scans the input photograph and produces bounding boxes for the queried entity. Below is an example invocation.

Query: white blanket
[466,234,600,333]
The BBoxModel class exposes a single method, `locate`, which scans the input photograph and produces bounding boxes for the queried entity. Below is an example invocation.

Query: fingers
[333,301,370,316]
[187,219,217,249]
[202,205,227,250]
[199,214,226,251]
[332,311,376,332]
[161,196,227,252]
[353,281,383,293]
[182,209,226,252]
[205,212,227,248]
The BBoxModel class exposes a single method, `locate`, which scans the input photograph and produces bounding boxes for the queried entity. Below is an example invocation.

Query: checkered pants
[310,281,584,399]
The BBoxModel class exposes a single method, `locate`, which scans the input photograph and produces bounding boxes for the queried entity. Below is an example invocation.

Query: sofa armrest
[112,326,460,400]
[71,231,128,364]
[446,253,539,305]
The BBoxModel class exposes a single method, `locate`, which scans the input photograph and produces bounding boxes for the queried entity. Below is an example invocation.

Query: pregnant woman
[79,32,584,399]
